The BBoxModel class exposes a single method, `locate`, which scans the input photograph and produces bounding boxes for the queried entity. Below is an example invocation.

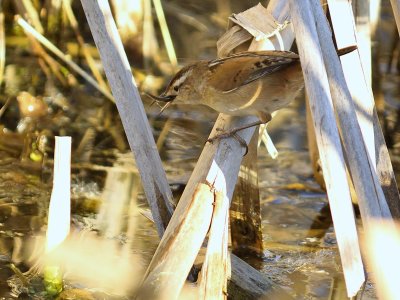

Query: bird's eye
[173,86,179,92]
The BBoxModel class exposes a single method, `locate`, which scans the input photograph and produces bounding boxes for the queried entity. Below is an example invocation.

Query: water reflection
[0,90,360,299]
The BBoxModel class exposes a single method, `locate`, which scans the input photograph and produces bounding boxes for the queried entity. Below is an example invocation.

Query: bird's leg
[207,113,272,155]
[208,120,265,142]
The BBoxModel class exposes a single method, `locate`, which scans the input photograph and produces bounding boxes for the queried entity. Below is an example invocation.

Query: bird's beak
[145,92,176,103]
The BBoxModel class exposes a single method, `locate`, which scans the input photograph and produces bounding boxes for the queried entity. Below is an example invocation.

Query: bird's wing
[207,51,300,93]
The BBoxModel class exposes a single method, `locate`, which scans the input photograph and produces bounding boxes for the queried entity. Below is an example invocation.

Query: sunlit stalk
[44,136,71,295]
[20,0,44,33]
[156,117,173,151]
[143,0,158,70]
[152,0,178,68]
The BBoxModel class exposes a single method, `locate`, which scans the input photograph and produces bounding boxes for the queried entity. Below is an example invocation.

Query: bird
[149,50,304,147]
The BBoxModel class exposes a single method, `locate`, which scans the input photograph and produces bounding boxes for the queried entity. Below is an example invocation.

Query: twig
[0,97,12,119]
[9,263,30,287]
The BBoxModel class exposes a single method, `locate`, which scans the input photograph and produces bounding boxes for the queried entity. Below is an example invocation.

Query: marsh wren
[150,51,304,144]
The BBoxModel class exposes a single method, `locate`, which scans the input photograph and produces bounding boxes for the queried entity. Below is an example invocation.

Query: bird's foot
[206,118,270,155]
[207,128,249,156]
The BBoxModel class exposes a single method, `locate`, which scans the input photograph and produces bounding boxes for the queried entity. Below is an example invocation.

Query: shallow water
[1,1,399,299]
[0,94,361,299]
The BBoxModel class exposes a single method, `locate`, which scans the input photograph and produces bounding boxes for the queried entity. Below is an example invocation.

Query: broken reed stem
[46,136,72,253]
[289,0,365,296]
[258,113,278,158]
[16,16,114,103]
[199,191,230,299]
[139,183,215,300]
[230,131,263,255]
[44,136,71,295]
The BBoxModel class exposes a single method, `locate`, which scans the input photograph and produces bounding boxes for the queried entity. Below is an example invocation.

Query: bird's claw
[206,130,248,156]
